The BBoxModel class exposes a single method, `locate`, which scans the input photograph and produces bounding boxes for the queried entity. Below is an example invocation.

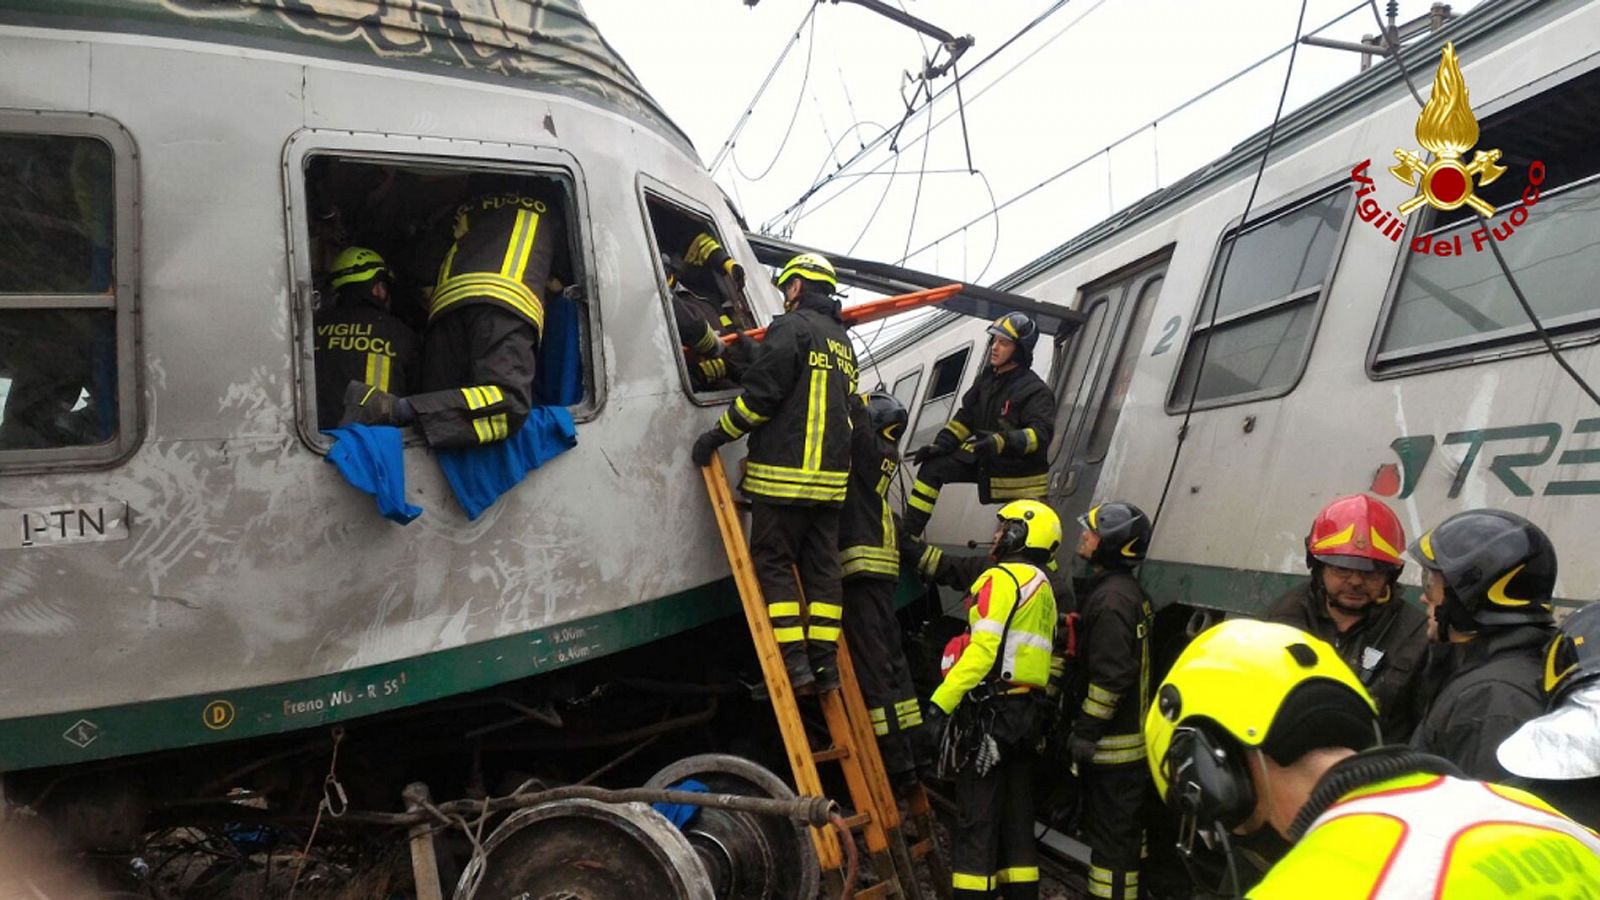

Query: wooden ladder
[702,455,949,899]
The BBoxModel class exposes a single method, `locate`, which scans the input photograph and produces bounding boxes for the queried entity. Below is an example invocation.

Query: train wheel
[457,798,713,900]
[644,753,821,900]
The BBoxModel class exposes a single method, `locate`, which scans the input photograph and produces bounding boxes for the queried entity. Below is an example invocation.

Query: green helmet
[330,246,391,290]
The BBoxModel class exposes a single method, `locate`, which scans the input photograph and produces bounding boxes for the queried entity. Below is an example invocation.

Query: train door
[1047,254,1169,529]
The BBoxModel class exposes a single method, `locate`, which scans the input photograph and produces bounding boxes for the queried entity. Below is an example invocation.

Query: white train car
[875,0,1600,612]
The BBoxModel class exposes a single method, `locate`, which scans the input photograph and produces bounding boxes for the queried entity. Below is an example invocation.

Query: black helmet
[1545,603,1600,705]
[1409,509,1556,633]
[1077,501,1152,569]
[864,391,908,444]
[986,312,1039,364]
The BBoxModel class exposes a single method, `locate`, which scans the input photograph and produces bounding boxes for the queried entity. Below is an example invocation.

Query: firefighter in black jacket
[340,187,562,448]
[664,252,753,390]
[903,312,1055,539]
[1069,502,1155,900]
[1266,495,1430,742]
[839,391,926,784]
[1499,602,1600,829]
[1408,508,1556,783]
[691,253,858,691]
[313,247,420,431]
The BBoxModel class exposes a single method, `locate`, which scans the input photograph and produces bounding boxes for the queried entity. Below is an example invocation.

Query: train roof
[0,0,695,154]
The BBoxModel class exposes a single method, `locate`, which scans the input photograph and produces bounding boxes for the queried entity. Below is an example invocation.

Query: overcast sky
[584,0,1477,347]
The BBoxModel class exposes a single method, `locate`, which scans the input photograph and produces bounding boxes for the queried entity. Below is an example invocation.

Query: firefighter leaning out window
[339,185,564,448]
[690,253,858,692]
[903,312,1056,540]
[313,247,420,431]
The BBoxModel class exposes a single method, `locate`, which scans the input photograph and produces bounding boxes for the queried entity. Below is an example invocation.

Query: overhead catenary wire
[731,4,821,184]
[1368,0,1600,409]
[1147,0,1313,540]
[709,1,820,176]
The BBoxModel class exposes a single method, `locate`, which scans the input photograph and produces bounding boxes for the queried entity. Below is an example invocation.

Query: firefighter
[1407,509,1555,782]
[340,186,562,448]
[314,247,420,431]
[1498,603,1600,828]
[1265,495,1429,741]
[839,391,926,786]
[681,230,747,318]
[925,500,1060,899]
[690,253,857,691]
[1068,501,1154,900]
[903,312,1055,539]
[664,252,752,389]
[1145,618,1600,898]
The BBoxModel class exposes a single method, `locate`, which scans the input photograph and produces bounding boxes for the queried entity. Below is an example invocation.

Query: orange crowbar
[722,282,964,344]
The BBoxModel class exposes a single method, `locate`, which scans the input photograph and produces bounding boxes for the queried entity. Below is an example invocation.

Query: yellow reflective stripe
[482,385,503,406]
[1087,684,1120,704]
[499,208,540,281]
[945,420,972,441]
[773,627,805,643]
[1093,745,1147,765]
[1023,428,1039,454]
[699,358,727,380]
[693,326,720,355]
[484,413,509,442]
[472,417,495,444]
[461,387,484,409]
[997,866,1039,884]
[840,547,898,565]
[734,396,770,426]
[918,546,943,579]
[804,368,827,471]
[809,602,843,620]
[431,273,545,331]
[870,707,888,721]
[364,352,391,392]
[744,463,848,485]
[768,602,801,617]
[808,625,841,642]
[1097,733,1144,749]
[872,718,889,736]
[993,433,1006,454]
[686,232,721,266]
[1083,697,1115,720]
[742,478,848,503]
[952,873,995,890]
[989,474,1050,489]
[906,493,935,513]
[717,416,744,440]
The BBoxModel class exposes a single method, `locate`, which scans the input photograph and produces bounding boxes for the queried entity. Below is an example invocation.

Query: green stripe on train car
[0,578,738,773]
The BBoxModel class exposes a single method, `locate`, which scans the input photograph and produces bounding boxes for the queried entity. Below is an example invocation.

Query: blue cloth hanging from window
[536,290,584,407]
[323,424,424,524]
[435,407,577,520]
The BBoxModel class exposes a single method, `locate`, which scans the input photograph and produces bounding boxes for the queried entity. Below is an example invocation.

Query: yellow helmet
[1145,620,1377,828]
[329,246,391,290]
[995,500,1062,557]
[773,252,838,292]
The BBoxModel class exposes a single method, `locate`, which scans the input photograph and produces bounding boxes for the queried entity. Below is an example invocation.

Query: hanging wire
[709,1,820,176]
[1367,0,1600,408]
[731,4,821,184]
[1148,0,1313,537]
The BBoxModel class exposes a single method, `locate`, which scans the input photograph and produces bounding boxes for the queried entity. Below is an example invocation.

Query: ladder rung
[909,838,934,859]
[813,746,849,763]
[840,811,872,830]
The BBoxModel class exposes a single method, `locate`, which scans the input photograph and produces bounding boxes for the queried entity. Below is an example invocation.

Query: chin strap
[1288,747,1463,840]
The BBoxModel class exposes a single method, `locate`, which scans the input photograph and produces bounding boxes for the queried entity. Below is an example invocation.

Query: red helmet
[1305,495,1405,572]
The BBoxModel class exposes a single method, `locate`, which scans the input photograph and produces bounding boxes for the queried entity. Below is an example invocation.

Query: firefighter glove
[923,704,950,742]
[338,381,414,428]
[692,429,732,467]
[966,434,1001,458]
[1068,733,1097,769]
[911,440,953,465]
[729,262,747,291]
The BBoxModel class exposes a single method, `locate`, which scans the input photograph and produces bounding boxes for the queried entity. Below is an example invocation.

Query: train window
[1373,65,1600,370]
[296,152,593,441]
[906,343,972,450]
[1167,185,1352,411]
[890,368,922,415]
[640,189,757,401]
[1087,273,1165,462]
[0,116,138,467]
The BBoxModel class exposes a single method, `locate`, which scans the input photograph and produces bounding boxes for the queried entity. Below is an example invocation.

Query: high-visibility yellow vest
[932,562,1056,714]
[1250,771,1600,899]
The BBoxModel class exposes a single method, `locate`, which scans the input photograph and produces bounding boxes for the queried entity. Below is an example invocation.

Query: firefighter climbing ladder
[703,455,950,899]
